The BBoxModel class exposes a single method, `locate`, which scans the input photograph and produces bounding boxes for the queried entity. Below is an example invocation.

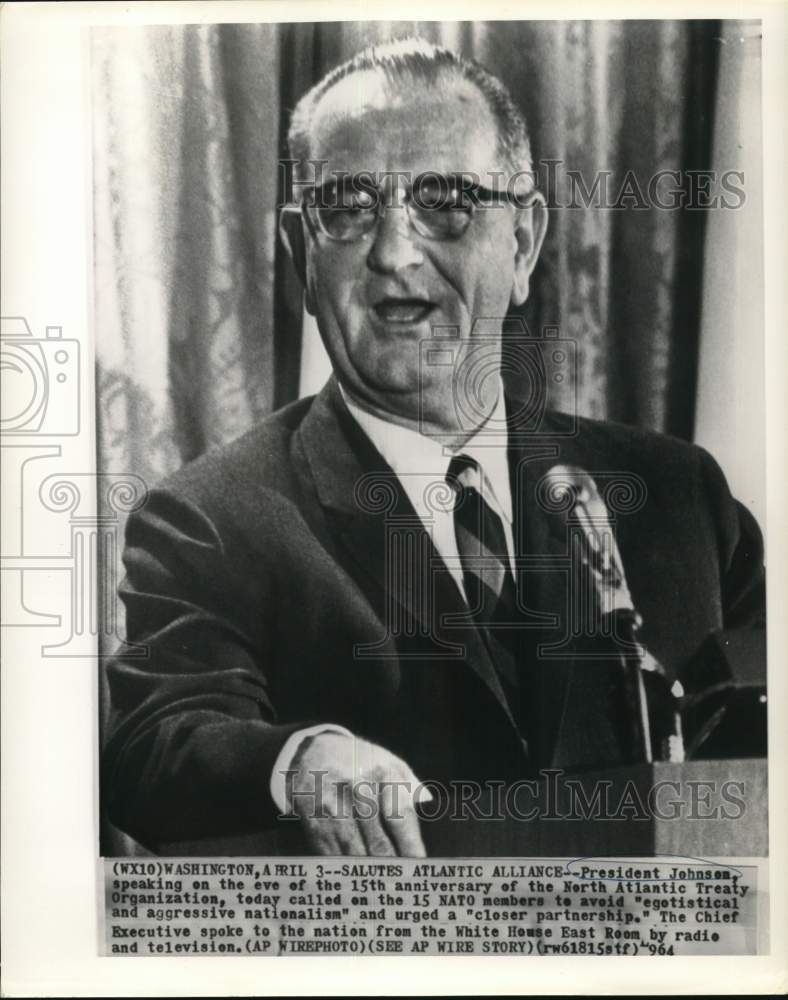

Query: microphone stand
[612,608,654,763]
[565,469,685,764]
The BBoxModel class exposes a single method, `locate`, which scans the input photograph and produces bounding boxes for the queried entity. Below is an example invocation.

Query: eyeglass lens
[306,174,501,242]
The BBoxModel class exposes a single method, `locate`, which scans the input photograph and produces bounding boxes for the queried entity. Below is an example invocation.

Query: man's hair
[287,36,534,183]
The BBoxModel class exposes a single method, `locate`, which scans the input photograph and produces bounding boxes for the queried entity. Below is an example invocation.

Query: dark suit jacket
[102,378,765,850]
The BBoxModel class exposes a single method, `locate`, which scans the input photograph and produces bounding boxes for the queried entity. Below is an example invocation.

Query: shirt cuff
[269,724,354,814]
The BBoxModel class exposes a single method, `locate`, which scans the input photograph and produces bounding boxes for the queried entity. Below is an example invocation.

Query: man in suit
[102,39,765,857]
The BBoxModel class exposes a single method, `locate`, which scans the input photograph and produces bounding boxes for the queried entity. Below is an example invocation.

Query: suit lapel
[297,381,633,771]
[298,378,515,721]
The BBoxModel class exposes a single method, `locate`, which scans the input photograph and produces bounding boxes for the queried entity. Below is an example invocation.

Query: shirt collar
[338,381,512,525]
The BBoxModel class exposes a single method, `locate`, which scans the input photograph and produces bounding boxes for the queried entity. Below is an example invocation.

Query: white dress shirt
[270,380,513,812]
[340,380,515,595]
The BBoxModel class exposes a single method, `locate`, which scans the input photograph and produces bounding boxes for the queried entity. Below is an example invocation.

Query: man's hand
[288,732,428,856]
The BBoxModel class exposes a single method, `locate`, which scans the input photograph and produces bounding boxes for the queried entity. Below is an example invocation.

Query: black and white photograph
[2,2,786,993]
[95,18,767,858]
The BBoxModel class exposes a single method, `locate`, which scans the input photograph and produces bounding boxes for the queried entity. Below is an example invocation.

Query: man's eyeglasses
[282,172,525,243]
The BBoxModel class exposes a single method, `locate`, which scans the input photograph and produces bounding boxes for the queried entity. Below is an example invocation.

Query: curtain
[92,18,722,624]
[695,21,764,530]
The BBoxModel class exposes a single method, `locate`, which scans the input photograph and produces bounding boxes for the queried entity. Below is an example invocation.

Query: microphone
[544,465,685,764]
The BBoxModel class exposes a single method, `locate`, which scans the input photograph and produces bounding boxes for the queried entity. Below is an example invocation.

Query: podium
[148,759,766,858]
[422,759,767,858]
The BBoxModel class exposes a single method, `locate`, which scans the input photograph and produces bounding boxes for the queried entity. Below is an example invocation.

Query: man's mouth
[372,297,436,324]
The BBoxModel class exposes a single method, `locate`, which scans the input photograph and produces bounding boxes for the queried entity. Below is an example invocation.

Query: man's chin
[353,349,424,394]
[349,365,456,423]
[355,369,423,401]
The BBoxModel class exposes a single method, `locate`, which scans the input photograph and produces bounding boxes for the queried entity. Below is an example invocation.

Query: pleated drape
[92,19,722,641]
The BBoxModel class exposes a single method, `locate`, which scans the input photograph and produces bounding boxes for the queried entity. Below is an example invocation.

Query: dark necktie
[447,454,522,709]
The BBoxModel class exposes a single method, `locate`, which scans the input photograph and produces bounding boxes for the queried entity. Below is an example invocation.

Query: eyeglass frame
[280,171,537,244]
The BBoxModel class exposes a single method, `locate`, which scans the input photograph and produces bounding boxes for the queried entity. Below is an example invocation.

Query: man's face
[298,71,546,427]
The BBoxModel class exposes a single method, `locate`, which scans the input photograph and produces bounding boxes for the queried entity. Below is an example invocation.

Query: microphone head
[543,464,635,617]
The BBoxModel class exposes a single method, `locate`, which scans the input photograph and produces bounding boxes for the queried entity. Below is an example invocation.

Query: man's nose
[366,204,424,273]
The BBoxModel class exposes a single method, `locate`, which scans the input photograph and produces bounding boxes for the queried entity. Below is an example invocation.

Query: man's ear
[278,209,315,314]
[510,191,548,307]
